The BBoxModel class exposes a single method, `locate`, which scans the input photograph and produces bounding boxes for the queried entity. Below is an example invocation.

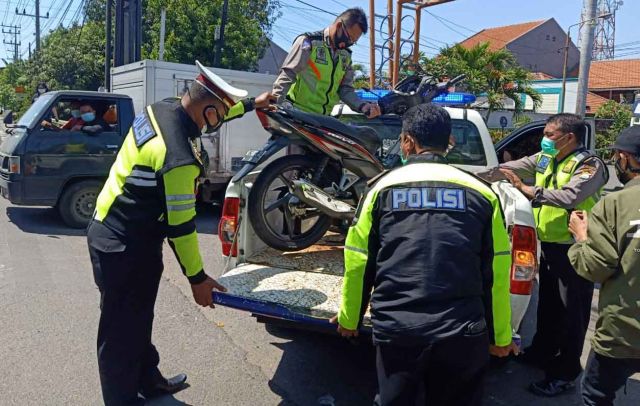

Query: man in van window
[72,103,111,134]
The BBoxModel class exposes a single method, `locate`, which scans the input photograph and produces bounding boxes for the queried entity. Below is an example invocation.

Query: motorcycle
[233,72,466,251]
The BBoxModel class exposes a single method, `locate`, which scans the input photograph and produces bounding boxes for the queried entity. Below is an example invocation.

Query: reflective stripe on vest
[533,151,601,243]
[287,38,350,115]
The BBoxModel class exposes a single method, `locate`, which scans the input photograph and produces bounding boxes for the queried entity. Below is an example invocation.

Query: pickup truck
[212,106,601,335]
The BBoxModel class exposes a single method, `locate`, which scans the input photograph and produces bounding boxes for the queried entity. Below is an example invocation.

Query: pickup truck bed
[216,232,372,326]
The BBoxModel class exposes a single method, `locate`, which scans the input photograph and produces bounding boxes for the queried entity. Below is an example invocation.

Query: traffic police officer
[334,104,516,405]
[568,126,640,405]
[479,113,608,396]
[272,7,381,118]
[87,61,272,405]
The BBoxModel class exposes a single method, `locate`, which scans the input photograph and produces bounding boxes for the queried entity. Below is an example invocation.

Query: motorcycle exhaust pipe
[290,180,356,221]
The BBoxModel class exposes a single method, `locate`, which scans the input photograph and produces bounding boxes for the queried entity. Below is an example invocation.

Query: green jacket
[339,155,512,346]
[568,177,640,359]
[93,99,250,283]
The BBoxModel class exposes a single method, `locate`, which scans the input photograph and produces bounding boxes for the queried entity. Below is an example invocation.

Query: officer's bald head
[401,104,451,151]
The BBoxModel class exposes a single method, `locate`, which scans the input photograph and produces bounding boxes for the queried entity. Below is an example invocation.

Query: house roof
[531,72,556,80]
[459,20,547,52]
[586,92,610,113]
[589,59,640,90]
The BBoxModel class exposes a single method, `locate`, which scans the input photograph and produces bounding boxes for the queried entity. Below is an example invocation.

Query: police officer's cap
[610,125,640,157]
[195,60,248,109]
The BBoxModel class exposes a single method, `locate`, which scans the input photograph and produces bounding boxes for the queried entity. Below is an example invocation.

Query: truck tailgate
[214,235,371,327]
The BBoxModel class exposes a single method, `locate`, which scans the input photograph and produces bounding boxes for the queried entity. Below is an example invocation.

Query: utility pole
[1,25,21,61]
[114,0,142,67]
[214,0,229,67]
[105,0,113,91]
[576,0,598,116]
[16,0,49,53]
[158,8,166,61]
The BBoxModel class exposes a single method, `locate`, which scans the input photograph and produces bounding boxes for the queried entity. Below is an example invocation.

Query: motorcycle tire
[248,155,333,252]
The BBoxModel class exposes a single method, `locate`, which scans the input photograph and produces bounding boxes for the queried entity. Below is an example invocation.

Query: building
[459,19,579,79]
[588,59,640,104]
[256,40,287,75]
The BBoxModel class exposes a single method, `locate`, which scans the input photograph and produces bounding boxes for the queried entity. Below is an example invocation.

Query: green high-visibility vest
[287,31,351,115]
[533,150,601,243]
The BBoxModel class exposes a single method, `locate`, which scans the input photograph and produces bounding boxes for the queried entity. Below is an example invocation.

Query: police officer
[333,104,516,405]
[479,113,608,396]
[568,126,640,405]
[272,7,380,118]
[87,61,273,405]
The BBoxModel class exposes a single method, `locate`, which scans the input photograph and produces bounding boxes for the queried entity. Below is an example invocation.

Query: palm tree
[422,43,542,121]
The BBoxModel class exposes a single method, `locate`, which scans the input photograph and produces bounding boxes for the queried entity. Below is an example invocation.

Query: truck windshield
[17,93,54,128]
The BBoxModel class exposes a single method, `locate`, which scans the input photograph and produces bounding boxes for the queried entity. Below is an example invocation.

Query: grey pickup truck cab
[0,91,135,228]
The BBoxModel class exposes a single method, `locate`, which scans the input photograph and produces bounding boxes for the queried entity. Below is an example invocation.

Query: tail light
[8,156,20,174]
[218,197,239,257]
[510,225,538,295]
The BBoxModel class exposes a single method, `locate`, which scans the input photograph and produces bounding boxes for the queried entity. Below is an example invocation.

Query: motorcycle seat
[285,108,381,156]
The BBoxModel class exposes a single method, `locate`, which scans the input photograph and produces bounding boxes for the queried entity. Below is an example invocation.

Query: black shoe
[140,373,188,398]
[528,378,574,397]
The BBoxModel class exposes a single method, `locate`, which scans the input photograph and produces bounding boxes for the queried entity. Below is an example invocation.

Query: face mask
[37,88,46,94]
[614,156,632,185]
[81,112,95,122]
[540,135,567,157]
[203,105,224,134]
[399,147,408,165]
[71,110,81,118]
[333,23,353,49]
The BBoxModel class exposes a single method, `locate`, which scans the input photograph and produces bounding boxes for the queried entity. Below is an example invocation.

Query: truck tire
[58,180,103,229]
[248,155,333,251]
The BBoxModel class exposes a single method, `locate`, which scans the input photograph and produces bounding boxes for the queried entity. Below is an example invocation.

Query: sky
[0,0,638,69]
[271,0,640,72]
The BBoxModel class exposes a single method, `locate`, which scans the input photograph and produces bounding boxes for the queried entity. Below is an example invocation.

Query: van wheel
[58,180,103,228]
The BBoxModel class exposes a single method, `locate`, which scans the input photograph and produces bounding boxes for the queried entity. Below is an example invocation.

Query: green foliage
[142,0,281,71]
[421,43,541,120]
[594,99,633,150]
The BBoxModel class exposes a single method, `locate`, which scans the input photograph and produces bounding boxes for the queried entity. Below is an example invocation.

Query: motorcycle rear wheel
[248,155,335,251]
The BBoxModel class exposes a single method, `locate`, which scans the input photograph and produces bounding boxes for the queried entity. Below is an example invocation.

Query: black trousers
[373,331,489,406]
[582,350,640,406]
[529,242,594,381]
[88,225,165,406]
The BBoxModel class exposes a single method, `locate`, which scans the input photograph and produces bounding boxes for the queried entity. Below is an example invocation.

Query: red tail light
[218,197,239,257]
[510,225,538,295]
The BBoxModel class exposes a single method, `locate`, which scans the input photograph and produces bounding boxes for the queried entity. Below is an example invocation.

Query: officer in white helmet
[87,61,273,405]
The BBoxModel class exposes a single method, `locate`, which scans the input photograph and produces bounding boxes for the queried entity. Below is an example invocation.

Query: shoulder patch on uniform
[301,38,312,50]
[132,113,157,147]
[575,164,597,180]
[391,187,466,212]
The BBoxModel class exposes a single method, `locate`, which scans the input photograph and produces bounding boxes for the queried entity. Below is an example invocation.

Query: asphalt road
[0,197,638,405]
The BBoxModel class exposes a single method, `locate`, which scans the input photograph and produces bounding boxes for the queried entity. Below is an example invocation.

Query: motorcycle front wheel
[248,155,335,251]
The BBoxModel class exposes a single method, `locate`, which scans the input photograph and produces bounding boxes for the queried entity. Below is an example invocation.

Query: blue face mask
[81,112,95,122]
[71,109,81,118]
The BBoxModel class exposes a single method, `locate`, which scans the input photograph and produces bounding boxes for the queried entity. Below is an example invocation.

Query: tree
[422,43,542,121]
[24,21,106,92]
[142,0,281,71]
[595,99,633,150]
